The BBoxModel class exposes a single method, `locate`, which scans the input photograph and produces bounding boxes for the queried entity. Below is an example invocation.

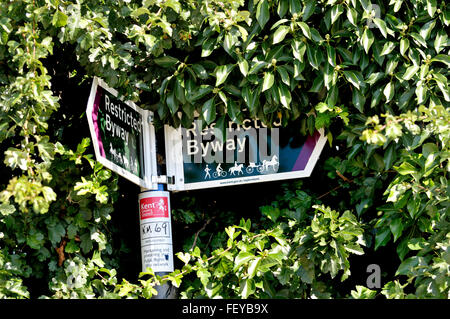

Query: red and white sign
[140,197,169,219]
[138,191,173,273]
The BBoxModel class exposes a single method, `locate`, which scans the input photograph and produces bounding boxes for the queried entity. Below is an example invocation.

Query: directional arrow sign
[164,118,327,191]
[86,77,158,190]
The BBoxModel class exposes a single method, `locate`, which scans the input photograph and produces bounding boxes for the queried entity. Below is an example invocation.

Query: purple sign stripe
[292,130,320,171]
[92,87,105,157]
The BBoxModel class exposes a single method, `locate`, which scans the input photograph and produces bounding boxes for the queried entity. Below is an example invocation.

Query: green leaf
[289,0,301,14]
[256,0,270,29]
[330,5,344,25]
[373,18,388,38]
[215,65,233,87]
[277,0,289,17]
[235,251,254,268]
[248,257,261,279]
[227,99,241,122]
[238,59,248,77]
[202,97,216,125]
[0,203,15,216]
[343,70,361,90]
[431,54,450,67]
[389,217,404,242]
[297,22,311,39]
[276,66,290,86]
[375,228,391,250]
[433,73,450,102]
[240,278,255,298]
[361,28,374,54]
[434,30,448,54]
[396,162,416,175]
[347,7,358,26]
[52,10,68,27]
[191,64,209,79]
[166,90,178,115]
[396,256,419,276]
[302,0,316,21]
[154,55,179,68]
[383,81,394,102]
[262,71,275,92]
[380,42,396,56]
[419,20,436,40]
[409,33,427,47]
[400,38,409,56]
[426,0,437,17]
[402,65,419,81]
[201,37,216,57]
[352,89,365,112]
[273,25,290,44]
[278,83,292,109]
[326,45,336,66]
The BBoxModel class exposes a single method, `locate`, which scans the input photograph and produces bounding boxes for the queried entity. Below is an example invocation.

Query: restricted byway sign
[164,118,327,191]
[86,77,158,190]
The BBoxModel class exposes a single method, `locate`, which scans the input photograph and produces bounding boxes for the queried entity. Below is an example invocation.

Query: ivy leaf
[396,256,420,276]
[240,278,255,298]
[235,251,254,269]
[375,228,391,250]
[52,10,68,27]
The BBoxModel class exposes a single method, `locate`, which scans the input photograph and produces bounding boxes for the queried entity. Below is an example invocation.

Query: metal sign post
[139,185,176,299]
[86,77,175,298]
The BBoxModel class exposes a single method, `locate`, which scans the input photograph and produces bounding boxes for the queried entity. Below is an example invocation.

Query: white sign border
[86,77,158,190]
[164,124,327,192]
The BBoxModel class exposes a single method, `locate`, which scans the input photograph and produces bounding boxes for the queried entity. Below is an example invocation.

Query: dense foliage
[0,0,448,299]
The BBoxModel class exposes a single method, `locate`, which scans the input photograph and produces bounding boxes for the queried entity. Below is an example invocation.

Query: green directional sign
[86,77,158,190]
[165,117,327,191]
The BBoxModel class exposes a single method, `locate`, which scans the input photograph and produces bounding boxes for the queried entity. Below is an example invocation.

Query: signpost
[164,118,327,191]
[86,77,328,299]
[86,77,158,190]
[86,78,174,297]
